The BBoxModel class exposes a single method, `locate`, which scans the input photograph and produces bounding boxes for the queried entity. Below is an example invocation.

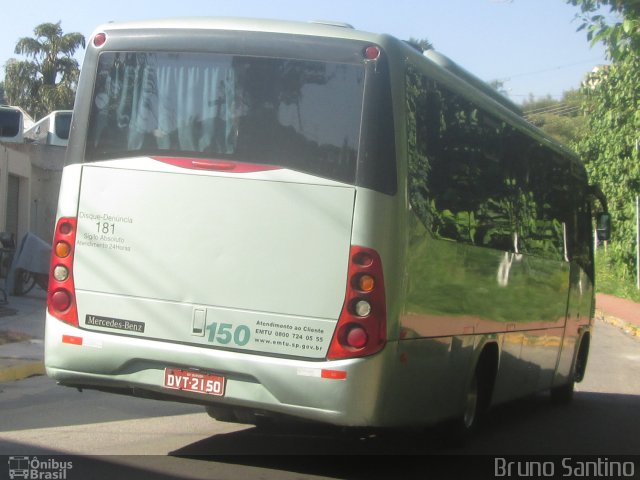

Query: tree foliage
[488,79,510,97]
[568,0,640,280]
[568,0,640,61]
[522,90,587,146]
[3,21,85,119]
[406,37,434,53]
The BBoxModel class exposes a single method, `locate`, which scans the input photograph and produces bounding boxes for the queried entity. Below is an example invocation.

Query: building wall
[28,143,65,242]
[0,141,64,246]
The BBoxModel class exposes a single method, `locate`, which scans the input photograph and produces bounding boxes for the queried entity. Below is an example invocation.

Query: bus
[44,17,609,437]
[24,110,73,147]
[0,106,25,143]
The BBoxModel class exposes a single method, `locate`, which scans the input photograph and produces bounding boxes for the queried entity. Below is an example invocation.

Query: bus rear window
[55,112,72,140]
[86,52,364,183]
[0,108,21,138]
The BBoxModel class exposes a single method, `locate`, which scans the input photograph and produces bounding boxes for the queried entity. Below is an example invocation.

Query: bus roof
[91,17,385,43]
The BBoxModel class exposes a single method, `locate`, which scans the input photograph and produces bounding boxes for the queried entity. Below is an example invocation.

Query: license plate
[164,368,225,396]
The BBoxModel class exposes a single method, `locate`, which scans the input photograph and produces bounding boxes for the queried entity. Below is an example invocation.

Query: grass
[405,234,571,322]
[595,252,640,303]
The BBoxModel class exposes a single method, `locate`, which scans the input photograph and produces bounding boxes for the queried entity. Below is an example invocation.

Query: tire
[441,369,481,447]
[14,269,36,296]
[462,370,480,431]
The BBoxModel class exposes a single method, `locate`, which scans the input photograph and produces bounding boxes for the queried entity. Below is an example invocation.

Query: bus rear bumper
[45,316,392,427]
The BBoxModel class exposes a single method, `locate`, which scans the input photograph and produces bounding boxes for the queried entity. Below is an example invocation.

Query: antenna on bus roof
[309,20,355,29]
[424,50,522,116]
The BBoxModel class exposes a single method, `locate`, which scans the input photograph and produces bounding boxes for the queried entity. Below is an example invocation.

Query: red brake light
[93,33,107,48]
[47,217,78,327]
[327,246,387,360]
[50,290,72,311]
[364,46,381,60]
[346,325,368,349]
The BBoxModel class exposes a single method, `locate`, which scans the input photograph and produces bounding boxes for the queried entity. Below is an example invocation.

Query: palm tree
[4,21,85,119]
[406,37,434,53]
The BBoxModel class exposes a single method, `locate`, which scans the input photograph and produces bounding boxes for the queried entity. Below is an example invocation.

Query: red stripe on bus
[152,157,281,173]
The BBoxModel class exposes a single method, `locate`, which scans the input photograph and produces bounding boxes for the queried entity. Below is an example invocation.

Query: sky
[0,0,610,104]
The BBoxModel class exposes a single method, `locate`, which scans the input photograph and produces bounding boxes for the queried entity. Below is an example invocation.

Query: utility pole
[637,195,639,290]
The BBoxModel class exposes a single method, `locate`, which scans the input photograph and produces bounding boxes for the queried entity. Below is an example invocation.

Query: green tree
[406,37,434,53]
[3,21,85,119]
[568,0,640,282]
[522,90,587,146]
[488,79,510,97]
[568,0,640,61]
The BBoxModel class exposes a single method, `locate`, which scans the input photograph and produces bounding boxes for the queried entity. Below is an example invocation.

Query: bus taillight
[48,217,79,327]
[93,32,107,48]
[327,246,387,360]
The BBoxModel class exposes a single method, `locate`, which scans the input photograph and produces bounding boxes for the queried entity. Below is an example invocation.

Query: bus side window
[406,66,434,231]
[522,148,571,262]
[406,66,516,253]
[407,64,580,265]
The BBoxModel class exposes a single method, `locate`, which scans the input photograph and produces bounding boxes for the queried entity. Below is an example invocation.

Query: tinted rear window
[0,109,21,138]
[86,52,365,184]
[55,112,72,140]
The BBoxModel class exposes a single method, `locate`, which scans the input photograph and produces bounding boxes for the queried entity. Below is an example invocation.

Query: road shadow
[0,439,192,480]
[457,390,640,454]
[1,391,638,480]
[168,391,640,478]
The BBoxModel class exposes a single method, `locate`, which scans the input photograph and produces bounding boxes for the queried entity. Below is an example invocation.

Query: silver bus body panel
[45,316,395,426]
[553,266,594,387]
[46,310,501,428]
[72,161,355,358]
[401,219,572,405]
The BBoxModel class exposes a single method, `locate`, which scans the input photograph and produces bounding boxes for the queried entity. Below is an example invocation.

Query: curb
[595,309,640,338]
[0,361,45,382]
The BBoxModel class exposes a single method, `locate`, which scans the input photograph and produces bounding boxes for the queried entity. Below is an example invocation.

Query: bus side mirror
[596,213,611,241]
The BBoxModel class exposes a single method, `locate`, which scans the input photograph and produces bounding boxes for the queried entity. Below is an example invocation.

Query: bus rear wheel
[442,346,497,446]
[441,369,482,446]
[462,371,480,430]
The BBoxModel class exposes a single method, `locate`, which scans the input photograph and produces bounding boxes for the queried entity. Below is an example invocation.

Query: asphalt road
[1,319,639,479]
